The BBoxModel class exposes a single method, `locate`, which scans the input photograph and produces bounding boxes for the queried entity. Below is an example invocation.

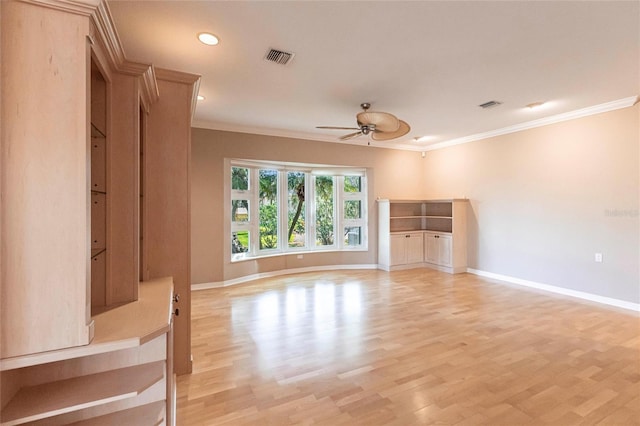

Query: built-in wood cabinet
[1,0,198,422]
[1,0,95,359]
[378,199,467,273]
[0,278,175,426]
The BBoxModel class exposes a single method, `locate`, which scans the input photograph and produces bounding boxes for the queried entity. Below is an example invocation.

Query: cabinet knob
[405,235,410,238]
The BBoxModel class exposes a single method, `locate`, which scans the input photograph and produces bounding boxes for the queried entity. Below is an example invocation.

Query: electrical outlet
[595,253,603,263]
[297,254,303,259]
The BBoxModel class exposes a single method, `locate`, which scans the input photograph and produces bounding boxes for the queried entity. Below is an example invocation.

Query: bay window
[229,161,367,261]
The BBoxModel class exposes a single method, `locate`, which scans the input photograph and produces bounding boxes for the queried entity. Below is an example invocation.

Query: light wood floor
[177,269,640,425]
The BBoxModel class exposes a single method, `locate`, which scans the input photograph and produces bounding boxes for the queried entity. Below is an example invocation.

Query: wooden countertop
[0,277,174,371]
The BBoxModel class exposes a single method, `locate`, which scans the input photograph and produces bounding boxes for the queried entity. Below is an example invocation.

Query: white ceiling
[108,0,639,150]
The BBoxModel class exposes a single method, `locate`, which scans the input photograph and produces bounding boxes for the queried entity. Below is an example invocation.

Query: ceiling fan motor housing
[361,124,375,135]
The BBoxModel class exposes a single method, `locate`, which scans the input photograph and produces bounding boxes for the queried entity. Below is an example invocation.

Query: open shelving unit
[90,59,108,312]
[388,199,455,233]
[378,199,468,273]
[1,363,164,426]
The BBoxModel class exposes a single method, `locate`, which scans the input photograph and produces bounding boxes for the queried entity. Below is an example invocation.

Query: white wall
[423,105,639,304]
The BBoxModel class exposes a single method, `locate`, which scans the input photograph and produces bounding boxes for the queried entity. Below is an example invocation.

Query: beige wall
[423,105,639,304]
[190,129,424,284]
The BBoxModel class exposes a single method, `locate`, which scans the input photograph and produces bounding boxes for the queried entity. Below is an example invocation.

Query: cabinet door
[390,235,406,265]
[406,233,424,264]
[438,235,453,267]
[424,233,439,264]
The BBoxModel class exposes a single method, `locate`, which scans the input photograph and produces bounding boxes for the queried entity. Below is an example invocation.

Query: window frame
[228,160,368,262]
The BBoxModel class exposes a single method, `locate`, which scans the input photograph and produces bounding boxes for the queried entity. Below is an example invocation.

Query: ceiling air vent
[264,48,295,65]
[478,100,502,109]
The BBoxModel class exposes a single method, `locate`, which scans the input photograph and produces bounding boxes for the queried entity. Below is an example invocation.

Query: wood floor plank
[177,269,640,425]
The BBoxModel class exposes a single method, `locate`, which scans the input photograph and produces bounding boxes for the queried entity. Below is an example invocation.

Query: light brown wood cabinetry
[1,0,198,422]
[1,0,94,359]
[378,199,467,273]
[0,279,175,426]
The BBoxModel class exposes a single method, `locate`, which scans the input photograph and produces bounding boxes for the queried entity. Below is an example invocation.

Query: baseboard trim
[467,268,640,312]
[192,264,378,291]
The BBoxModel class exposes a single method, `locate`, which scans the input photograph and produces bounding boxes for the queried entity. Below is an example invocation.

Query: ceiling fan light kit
[317,102,410,144]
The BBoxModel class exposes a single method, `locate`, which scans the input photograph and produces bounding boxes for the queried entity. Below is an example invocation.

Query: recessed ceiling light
[413,136,434,143]
[197,95,205,101]
[198,32,219,46]
[526,101,546,110]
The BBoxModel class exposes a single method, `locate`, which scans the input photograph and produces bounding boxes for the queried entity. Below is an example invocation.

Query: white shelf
[0,362,164,426]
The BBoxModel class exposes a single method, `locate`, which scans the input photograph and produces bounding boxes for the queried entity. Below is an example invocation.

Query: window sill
[230,247,369,263]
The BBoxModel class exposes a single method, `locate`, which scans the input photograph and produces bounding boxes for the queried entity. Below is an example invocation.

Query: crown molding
[423,96,639,152]
[20,0,100,16]
[190,120,419,151]
[137,64,160,113]
[90,0,125,68]
[193,96,638,153]
[154,68,201,85]
[190,78,201,120]
[154,68,201,119]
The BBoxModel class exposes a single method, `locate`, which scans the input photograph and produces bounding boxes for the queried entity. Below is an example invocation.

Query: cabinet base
[378,263,466,274]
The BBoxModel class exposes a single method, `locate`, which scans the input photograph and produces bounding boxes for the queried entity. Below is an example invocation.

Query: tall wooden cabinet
[378,199,468,273]
[1,0,199,423]
[1,0,95,359]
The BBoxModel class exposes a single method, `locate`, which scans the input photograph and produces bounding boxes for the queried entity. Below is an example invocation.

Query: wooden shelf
[69,401,165,426]
[0,362,164,425]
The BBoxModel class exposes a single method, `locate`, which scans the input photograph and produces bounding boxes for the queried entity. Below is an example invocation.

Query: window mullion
[280,170,288,252]
[337,176,343,250]
[307,173,314,248]
[332,176,342,248]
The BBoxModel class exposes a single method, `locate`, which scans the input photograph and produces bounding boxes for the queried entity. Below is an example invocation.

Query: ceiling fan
[317,103,410,143]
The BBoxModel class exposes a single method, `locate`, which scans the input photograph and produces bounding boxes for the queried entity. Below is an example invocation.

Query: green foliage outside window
[344,176,361,193]
[288,172,306,247]
[231,167,249,191]
[315,176,334,246]
[259,169,278,249]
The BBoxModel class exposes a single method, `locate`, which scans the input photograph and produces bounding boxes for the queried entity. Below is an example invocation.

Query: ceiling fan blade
[339,131,363,141]
[356,111,399,133]
[371,120,411,141]
[316,126,360,130]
